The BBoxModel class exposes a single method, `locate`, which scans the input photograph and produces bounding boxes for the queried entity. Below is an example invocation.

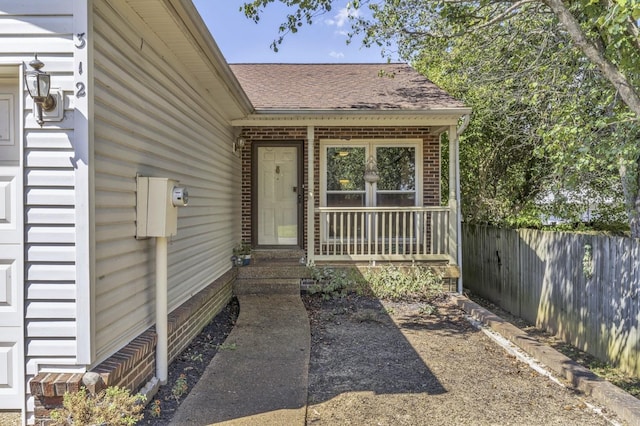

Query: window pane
[327,193,365,207]
[326,147,365,191]
[377,193,415,207]
[376,147,415,191]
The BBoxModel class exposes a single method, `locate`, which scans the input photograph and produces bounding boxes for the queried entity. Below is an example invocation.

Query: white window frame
[320,139,423,208]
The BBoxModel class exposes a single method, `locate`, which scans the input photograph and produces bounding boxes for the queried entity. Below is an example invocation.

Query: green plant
[582,244,594,279]
[363,263,444,302]
[49,386,145,426]
[217,342,237,351]
[150,400,162,418]
[233,242,251,256]
[171,374,189,402]
[306,264,365,299]
[418,303,438,316]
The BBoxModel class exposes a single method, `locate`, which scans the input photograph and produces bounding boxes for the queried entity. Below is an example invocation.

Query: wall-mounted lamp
[364,155,379,184]
[233,137,246,156]
[24,54,63,126]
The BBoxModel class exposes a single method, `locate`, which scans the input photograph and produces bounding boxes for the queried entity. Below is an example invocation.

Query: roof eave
[232,108,472,127]
[164,0,255,116]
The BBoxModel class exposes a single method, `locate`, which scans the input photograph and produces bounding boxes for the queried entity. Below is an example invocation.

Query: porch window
[322,142,421,209]
[321,141,422,242]
[326,146,366,208]
[375,146,416,207]
[317,139,450,259]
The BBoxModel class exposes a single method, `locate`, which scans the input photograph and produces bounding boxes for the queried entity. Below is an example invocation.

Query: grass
[217,342,237,351]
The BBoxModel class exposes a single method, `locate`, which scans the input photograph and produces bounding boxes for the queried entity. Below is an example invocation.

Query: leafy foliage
[306,262,444,301]
[413,7,629,227]
[306,263,365,299]
[363,263,444,301]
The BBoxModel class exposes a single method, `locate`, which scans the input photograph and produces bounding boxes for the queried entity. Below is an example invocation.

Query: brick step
[236,264,311,280]
[251,249,306,261]
[234,278,302,295]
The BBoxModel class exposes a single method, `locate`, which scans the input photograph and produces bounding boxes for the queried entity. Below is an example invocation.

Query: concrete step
[234,278,302,295]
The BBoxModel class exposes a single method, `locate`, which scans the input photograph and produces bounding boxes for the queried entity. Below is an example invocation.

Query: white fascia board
[231,108,472,127]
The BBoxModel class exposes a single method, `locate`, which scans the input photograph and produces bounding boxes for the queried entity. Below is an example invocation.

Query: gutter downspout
[455,115,471,294]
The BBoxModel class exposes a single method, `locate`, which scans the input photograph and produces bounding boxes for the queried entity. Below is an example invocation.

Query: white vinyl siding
[0,0,78,422]
[92,1,241,364]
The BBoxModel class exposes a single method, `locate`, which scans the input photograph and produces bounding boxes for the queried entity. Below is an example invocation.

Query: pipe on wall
[156,236,168,384]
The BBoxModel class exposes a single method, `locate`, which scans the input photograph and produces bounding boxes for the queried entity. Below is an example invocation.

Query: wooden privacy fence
[462,224,640,377]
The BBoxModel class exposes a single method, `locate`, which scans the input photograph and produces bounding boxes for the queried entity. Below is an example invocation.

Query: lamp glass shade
[25,72,50,101]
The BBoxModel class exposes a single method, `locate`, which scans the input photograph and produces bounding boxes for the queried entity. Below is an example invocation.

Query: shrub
[363,263,444,302]
[306,262,365,299]
[49,386,145,426]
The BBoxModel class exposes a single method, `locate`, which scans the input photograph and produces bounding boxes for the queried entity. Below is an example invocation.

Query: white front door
[0,73,24,410]
[257,146,299,245]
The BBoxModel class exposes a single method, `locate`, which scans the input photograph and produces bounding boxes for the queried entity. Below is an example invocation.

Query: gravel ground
[304,293,620,426]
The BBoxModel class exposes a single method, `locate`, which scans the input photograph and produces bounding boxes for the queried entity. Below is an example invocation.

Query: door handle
[293,186,297,193]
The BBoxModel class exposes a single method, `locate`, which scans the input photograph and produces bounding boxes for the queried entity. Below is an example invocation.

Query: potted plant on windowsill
[232,242,252,266]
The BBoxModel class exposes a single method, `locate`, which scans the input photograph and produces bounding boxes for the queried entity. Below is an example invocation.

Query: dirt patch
[304,293,618,425]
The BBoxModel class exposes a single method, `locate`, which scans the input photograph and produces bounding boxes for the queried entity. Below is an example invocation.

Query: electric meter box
[136,176,188,238]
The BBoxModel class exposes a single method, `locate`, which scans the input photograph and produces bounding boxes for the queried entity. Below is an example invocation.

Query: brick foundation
[30,269,235,424]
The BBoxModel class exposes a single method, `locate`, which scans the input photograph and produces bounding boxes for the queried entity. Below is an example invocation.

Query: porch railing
[316,206,452,261]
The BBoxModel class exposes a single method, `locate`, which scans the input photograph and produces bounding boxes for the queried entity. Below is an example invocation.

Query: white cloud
[325,7,360,28]
[329,51,345,59]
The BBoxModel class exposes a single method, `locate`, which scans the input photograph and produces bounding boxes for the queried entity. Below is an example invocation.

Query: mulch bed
[139,297,239,424]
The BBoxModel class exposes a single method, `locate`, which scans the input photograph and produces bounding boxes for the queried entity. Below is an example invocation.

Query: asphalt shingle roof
[229,63,465,111]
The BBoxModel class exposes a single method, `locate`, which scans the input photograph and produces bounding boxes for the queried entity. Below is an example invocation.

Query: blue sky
[193,1,394,63]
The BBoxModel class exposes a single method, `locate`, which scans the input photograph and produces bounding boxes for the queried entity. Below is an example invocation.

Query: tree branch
[472,0,538,31]
[543,0,640,117]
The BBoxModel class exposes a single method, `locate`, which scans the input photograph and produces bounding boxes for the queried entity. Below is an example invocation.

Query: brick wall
[30,269,235,424]
[239,126,441,254]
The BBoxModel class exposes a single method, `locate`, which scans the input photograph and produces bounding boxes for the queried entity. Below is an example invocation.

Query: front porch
[237,125,462,288]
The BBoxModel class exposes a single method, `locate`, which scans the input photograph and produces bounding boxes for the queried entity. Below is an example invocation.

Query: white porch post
[307,126,315,264]
[448,125,461,292]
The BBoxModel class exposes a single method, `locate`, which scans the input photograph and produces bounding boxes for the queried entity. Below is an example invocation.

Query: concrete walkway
[169,294,310,425]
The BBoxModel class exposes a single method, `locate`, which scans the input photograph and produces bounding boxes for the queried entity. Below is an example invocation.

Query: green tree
[413,6,628,226]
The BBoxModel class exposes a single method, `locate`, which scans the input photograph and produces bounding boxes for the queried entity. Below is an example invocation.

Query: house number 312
[76,32,87,98]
